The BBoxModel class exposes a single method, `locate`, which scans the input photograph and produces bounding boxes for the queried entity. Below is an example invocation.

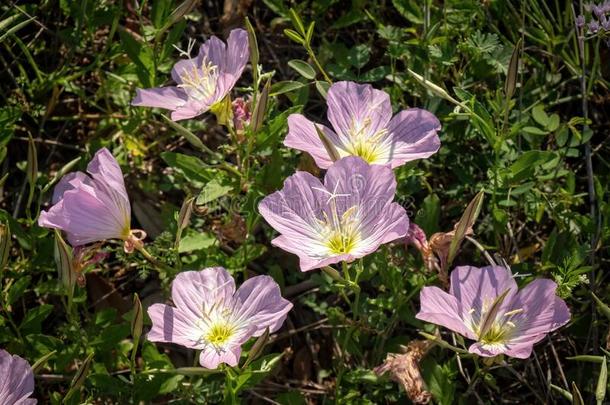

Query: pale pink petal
[271,235,355,271]
[355,203,409,256]
[323,156,395,212]
[284,114,340,169]
[170,99,207,121]
[416,286,476,339]
[52,172,91,204]
[171,268,236,320]
[327,81,392,140]
[171,58,199,84]
[147,304,202,348]
[503,334,547,359]
[197,35,227,70]
[224,29,249,79]
[199,345,241,369]
[87,148,130,213]
[38,185,129,246]
[131,87,187,110]
[385,108,441,168]
[232,275,293,335]
[258,171,326,241]
[468,342,510,358]
[507,280,570,339]
[0,349,36,404]
[449,265,518,315]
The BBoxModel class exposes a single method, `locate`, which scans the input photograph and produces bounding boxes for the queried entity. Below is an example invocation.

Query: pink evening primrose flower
[416,265,571,359]
[258,156,409,272]
[147,267,293,369]
[131,29,249,121]
[38,148,139,250]
[285,81,441,169]
[0,349,36,404]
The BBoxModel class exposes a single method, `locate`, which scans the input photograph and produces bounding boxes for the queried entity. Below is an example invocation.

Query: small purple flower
[589,20,600,33]
[38,148,132,247]
[258,156,409,271]
[0,349,36,404]
[576,14,586,28]
[601,15,610,30]
[416,265,570,359]
[592,4,604,18]
[285,81,441,169]
[147,267,292,369]
[132,29,249,121]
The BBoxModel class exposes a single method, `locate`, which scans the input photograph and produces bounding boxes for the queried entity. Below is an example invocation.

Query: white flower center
[178,58,218,101]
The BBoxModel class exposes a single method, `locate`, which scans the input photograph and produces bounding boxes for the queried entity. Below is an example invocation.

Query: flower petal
[507,280,570,339]
[38,185,129,246]
[224,28,249,79]
[233,275,293,335]
[258,171,326,241]
[171,268,236,321]
[171,58,199,85]
[416,286,476,339]
[449,265,517,316]
[385,108,441,168]
[199,345,241,369]
[197,35,227,71]
[131,86,187,110]
[323,156,395,205]
[327,81,392,139]
[271,235,355,271]
[355,202,409,256]
[87,148,130,211]
[52,172,91,204]
[170,99,207,121]
[0,349,35,404]
[284,114,341,169]
[147,304,201,348]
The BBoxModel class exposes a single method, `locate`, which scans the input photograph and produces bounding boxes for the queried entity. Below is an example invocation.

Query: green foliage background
[0,0,608,403]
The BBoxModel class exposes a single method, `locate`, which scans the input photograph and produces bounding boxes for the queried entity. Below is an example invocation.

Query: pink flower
[416,265,570,358]
[285,81,441,169]
[147,267,292,369]
[258,156,409,271]
[0,349,36,404]
[132,29,249,121]
[38,148,132,247]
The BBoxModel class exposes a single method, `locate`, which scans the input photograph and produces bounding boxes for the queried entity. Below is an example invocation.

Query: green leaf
[532,105,549,127]
[160,152,213,183]
[283,29,304,45]
[392,0,424,24]
[415,193,441,235]
[20,304,53,334]
[270,81,307,96]
[288,59,317,80]
[596,357,607,405]
[6,276,30,306]
[178,231,215,253]
[592,293,610,321]
[509,151,557,182]
[196,179,233,205]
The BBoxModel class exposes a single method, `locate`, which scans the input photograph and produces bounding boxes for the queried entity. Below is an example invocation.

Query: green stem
[305,44,332,84]
[136,246,175,274]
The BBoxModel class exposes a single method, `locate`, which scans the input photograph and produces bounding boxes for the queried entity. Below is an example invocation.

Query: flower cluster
[29,22,574,403]
[577,1,610,46]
